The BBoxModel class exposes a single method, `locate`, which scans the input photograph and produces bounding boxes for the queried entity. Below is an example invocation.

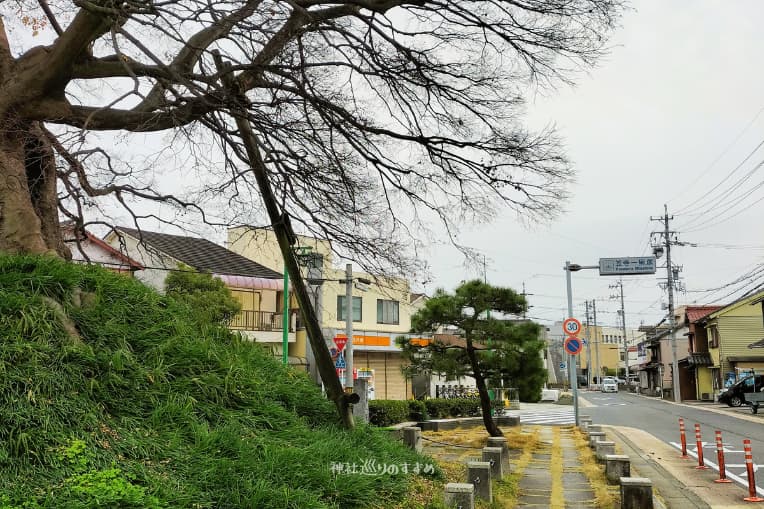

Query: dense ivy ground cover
[0,256,430,508]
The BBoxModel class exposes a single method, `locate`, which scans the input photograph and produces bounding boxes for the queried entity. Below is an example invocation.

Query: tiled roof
[687,352,713,367]
[115,227,282,279]
[686,306,723,323]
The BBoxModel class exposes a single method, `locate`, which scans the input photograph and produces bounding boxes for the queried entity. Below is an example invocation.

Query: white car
[601,379,618,393]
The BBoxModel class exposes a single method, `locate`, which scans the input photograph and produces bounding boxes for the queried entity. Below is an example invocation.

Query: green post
[283,265,289,366]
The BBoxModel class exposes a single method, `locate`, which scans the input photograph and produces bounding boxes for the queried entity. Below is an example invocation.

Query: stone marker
[620,477,653,509]
[605,455,631,485]
[586,424,602,434]
[444,483,474,509]
[589,431,606,448]
[403,427,422,453]
[595,441,616,462]
[580,417,593,431]
[482,447,504,479]
[466,461,492,502]
[487,437,510,474]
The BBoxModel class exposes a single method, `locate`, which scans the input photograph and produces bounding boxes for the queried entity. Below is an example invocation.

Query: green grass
[0,255,434,508]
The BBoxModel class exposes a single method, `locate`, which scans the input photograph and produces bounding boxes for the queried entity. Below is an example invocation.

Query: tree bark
[214,53,355,428]
[465,332,502,437]
[0,117,69,257]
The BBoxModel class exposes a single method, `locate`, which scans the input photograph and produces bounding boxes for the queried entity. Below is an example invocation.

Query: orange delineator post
[743,439,764,502]
[679,418,689,459]
[714,430,732,483]
[695,423,709,470]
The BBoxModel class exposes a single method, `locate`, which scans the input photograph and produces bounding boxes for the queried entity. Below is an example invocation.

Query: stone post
[466,461,492,502]
[595,441,616,462]
[487,437,510,474]
[444,483,474,509]
[352,378,369,423]
[605,455,631,485]
[482,447,504,479]
[403,427,422,453]
[620,477,653,509]
[589,431,606,448]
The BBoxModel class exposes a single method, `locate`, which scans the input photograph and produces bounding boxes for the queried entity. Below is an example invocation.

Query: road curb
[607,426,710,509]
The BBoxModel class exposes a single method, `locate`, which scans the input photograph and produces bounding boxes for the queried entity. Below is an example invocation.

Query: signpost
[333,336,347,352]
[564,336,583,356]
[563,317,582,336]
[599,256,657,276]
[559,362,567,370]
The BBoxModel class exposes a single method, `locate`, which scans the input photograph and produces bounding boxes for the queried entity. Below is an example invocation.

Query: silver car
[601,379,618,393]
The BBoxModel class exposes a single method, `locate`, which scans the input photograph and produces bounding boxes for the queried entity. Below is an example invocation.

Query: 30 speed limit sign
[562,317,582,336]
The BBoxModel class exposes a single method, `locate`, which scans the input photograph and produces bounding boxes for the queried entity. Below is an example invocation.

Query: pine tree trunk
[465,335,503,437]
[0,117,69,257]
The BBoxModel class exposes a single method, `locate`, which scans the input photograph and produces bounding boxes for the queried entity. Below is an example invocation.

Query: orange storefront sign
[334,335,431,348]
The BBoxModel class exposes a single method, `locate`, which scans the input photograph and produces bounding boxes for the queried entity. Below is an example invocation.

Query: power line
[674,133,764,216]
[669,106,764,208]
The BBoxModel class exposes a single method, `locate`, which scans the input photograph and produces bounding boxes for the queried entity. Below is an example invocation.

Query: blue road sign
[564,336,583,355]
[559,362,566,370]
[335,353,346,369]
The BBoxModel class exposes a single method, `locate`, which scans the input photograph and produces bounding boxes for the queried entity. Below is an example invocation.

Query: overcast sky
[422,1,764,329]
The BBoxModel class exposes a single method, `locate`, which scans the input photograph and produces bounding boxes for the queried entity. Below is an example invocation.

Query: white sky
[8,1,763,330]
[422,1,764,329]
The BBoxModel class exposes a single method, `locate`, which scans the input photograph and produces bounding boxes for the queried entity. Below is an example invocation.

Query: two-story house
[680,305,722,401]
[105,227,298,359]
[227,226,430,400]
[697,289,764,395]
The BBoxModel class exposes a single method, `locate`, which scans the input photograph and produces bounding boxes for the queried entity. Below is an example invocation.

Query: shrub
[369,400,409,426]
[407,400,427,421]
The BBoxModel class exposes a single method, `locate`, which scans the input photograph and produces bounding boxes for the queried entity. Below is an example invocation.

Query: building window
[709,326,719,348]
[337,296,362,322]
[376,299,400,325]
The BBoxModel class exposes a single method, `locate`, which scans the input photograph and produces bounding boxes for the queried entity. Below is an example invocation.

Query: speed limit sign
[562,317,582,336]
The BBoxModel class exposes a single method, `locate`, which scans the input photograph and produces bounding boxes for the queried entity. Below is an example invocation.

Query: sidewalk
[582,392,763,509]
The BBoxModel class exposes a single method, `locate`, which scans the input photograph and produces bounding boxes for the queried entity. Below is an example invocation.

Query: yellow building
[575,324,626,380]
[227,226,427,400]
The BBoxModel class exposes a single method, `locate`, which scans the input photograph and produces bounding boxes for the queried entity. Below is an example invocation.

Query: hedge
[369,398,481,426]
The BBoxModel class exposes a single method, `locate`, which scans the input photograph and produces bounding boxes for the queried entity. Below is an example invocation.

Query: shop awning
[215,274,287,290]
[687,352,713,367]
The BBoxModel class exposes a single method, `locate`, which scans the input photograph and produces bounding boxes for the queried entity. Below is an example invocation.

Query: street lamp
[564,261,598,427]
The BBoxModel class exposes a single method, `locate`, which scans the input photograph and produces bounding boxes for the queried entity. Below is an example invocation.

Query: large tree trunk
[0,117,69,257]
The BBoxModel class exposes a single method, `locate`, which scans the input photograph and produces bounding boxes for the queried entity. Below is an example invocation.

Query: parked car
[718,374,764,407]
[601,378,618,393]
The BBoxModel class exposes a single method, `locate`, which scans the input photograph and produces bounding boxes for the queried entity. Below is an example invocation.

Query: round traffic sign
[564,336,583,355]
[563,317,582,336]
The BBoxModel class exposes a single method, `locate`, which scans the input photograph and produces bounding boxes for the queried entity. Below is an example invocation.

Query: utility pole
[585,300,591,387]
[344,263,354,392]
[610,280,630,383]
[564,261,579,426]
[651,204,681,402]
[593,299,600,385]
[521,282,534,319]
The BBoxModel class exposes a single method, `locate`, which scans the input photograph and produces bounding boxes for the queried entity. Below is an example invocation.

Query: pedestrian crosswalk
[506,408,575,425]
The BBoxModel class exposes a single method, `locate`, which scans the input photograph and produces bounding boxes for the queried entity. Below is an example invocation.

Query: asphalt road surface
[582,390,764,496]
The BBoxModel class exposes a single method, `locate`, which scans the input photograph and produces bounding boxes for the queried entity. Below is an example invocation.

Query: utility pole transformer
[610,280,630,384]
[651,204,681,402]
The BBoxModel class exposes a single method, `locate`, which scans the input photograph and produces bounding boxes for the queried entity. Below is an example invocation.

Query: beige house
[105,227,297,358]
[227,226,429,399]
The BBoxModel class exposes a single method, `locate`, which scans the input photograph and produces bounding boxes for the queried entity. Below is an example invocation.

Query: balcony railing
[229,310,294,332]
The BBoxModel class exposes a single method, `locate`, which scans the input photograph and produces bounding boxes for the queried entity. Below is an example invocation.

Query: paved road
[583,390,764,496]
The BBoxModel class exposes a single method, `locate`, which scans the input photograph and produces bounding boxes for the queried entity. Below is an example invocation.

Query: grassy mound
[0,256,431,508]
